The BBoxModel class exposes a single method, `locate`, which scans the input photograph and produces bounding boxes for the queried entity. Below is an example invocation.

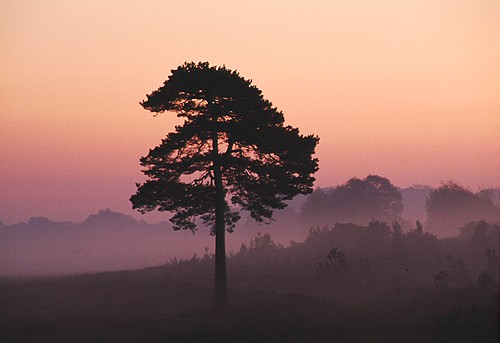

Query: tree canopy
[300,175,404,226]
[425,182,499,235]
[131,62,318,232]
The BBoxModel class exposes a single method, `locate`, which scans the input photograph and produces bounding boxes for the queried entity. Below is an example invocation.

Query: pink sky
[1,0,499,224]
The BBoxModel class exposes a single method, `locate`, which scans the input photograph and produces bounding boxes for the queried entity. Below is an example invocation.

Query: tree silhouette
[130,62,319,309]
[300,175,403,226]
[425,182,499,236]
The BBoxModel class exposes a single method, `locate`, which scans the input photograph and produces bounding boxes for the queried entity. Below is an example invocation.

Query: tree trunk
[214,167,227,310]
[213,131,227,310]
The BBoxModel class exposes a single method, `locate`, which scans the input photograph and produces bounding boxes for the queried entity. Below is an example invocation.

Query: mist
[0,210,237,277]
[2,179,498,277]
[0,206,308,277]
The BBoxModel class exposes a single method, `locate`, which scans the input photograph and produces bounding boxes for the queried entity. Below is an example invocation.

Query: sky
[1,0,499,224]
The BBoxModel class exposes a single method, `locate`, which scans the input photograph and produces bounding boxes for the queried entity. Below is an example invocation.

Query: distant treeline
[299,176,500,237]
[1,176,499,276]
[169,218,499,293]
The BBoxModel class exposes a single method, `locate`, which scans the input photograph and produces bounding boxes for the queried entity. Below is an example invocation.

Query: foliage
[316,247,348,278]
[415,219,424,234]
[405,220,437,254]
[131,62,319,233]
[167,253,204,271]
[389,221,405,252]
[239,243,249,256]
[431,305,482,338]
[303,220,439,260]
[249,230,279,251]
[359,257,372,274]
[300,175,404,226]
[425,182,500,235]
[476,271,495,289]
[299,188,331,226]
[445,254,471,288]
[367,219,391,244]
[202,246,213,261]
[303,224,364,258]
[486,248,497,275]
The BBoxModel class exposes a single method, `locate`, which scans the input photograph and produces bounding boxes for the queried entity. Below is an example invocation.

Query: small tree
[317,247,348,278]
[445,254,471,288]
[486,248,497,274]
[405,220,436,255]
[390,221,405,254]
[131,62,319,309]
[249,231,276,251]
[477,271,495,289]
[359,257,372,274]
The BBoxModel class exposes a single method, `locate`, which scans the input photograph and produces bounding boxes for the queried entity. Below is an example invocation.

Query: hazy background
[1,4,498,343]
[1,0,499,225]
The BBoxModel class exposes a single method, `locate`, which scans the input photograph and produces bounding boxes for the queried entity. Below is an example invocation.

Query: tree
[298,187,332,226]
[300,175,404,226]
[130,62,319,309]
[425,182,500,236]
[334,175,403,223]
[316,247,348,278]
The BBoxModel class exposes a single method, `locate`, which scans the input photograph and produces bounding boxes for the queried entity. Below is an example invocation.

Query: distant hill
[0,209,210,276]
[0,208,308,276]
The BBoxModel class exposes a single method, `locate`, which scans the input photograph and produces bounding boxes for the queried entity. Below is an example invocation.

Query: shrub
[316,247,349,278]
[477,271,495,289]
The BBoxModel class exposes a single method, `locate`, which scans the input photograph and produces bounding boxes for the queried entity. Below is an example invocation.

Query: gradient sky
[1,0,499,224]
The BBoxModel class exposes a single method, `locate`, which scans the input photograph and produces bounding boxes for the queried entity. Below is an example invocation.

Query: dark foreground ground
[0,263,497,343]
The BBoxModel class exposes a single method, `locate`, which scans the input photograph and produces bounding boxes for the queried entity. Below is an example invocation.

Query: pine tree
[131,62,319,309]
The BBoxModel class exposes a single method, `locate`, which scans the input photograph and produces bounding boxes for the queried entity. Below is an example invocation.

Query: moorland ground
[1,223,498,343]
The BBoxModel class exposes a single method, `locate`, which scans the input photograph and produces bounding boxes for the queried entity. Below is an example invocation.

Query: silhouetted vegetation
[425,182,500,236]
[130,62,318,309]
[300,175,406,227]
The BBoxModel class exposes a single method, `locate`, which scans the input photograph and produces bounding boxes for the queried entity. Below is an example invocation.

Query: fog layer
[1,180,499,276]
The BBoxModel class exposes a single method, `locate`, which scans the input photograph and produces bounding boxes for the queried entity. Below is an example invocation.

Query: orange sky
[1,0,499,224]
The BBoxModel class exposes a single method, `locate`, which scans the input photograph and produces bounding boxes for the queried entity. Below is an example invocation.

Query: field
[1,229,498,343]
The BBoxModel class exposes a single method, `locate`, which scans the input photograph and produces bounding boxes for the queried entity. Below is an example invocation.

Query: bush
[316,247,349,278]
[477,271,495,289]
